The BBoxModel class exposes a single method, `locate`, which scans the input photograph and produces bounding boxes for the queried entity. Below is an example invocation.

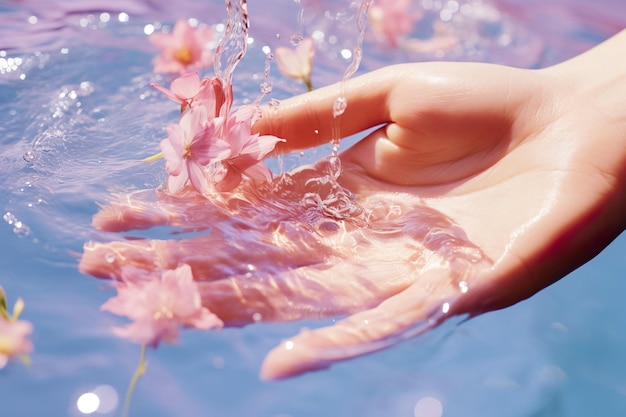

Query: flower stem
[122,344,148,417]
[142,152,164,162]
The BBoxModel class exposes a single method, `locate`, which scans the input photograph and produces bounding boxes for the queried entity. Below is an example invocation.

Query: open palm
[80,32,626,380]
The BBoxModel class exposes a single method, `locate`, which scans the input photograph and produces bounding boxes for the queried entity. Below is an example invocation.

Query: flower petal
[187,160,209,194]
[170,72,201,99]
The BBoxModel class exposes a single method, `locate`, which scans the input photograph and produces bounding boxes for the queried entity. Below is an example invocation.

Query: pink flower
[160,106,230,195]
[152,72,227,116]
[213,106,285,191]
[149,19,215,75]
[101,264,223,347]
[0,316,33,369]
[275,37,315,91]
[368,0,422,47]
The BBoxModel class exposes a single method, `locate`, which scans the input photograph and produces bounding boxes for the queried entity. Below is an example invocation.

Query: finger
[92,188,227,232]
[198,259,413,325]
[252,65,395,152]
[254,62,533,154]
[259,268,462,380]
[80,218,336,280]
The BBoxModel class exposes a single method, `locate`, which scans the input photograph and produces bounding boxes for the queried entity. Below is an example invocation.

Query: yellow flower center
[174,47,193,65]
[0,337,13,354]
[153,307,174,320]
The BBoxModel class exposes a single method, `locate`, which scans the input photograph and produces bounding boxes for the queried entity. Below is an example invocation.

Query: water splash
[294,0,373,225]
[214,0,250,109]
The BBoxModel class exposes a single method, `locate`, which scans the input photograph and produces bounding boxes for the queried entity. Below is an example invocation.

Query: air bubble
[23,150,35,163]
[252,312,263,322]
[105,253,115,264]
[260,81,273,94]
[332,96,347,118]
[268,98,280,110]
[290,34,303,46]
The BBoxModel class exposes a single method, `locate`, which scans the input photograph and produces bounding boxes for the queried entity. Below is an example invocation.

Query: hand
[80,30,626,380]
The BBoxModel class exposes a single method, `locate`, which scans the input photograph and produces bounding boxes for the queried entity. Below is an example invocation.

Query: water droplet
[459,280,468,293]
[268,98,281,110]
[260,81,273,94]
[252,312,263,322]
[275,33,282,39]
[332,96,347,118]
[105,253,115,264]
[298,151,305,157]
[23,150,35,163]
[313,129,319,134]
[290,34,303,46]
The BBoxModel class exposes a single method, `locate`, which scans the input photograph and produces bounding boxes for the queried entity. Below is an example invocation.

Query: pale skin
[80,30,626,380]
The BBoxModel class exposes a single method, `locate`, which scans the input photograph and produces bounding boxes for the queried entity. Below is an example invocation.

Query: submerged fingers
[259,267,464,380]
[198,259,414,325]
[91,188,234,232]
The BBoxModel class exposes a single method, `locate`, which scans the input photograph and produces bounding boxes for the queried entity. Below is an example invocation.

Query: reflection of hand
[80,30,626,380]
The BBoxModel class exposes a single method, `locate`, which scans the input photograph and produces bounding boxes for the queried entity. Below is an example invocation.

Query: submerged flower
[151,72,227,116]
[160,106,230,195]
[101,264,223,347]
[149,19,215,74]
[213,106,285,191]
[275,37,315,91]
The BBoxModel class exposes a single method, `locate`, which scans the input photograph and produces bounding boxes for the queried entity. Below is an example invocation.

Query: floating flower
[149,19,215,75]
[0,317,33,369]
[101,264,223,347]
[151,72,227,116]
[0,287,33,369]
[160,106,231,195]
[213,106,285,191]
[275,37,315,91]
[368,0,422,47]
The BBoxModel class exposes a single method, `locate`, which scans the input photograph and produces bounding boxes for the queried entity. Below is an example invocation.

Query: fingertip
[92,201,169,232]
[260,338,332,381]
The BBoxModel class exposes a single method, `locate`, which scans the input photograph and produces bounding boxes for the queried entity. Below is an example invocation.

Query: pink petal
[215,166,243,192]
[161,142,182,176]
[187,160,209,194]
[251,134,285,159]
[193,136,231,166]
[167,170,189,194]
[172,19,194,43]
[224,119,249,155]
[170,72,201,99]
[275,37,314,81]
[242,161,273,183]
[151,82,182,103]
[181,106,208,136]
[189,310,223,330]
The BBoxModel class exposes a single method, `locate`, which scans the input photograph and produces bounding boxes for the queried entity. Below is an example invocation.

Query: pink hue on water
[1,0,626,416]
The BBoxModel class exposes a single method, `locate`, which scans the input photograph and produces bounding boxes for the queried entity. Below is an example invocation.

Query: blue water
[1,0,625,416]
